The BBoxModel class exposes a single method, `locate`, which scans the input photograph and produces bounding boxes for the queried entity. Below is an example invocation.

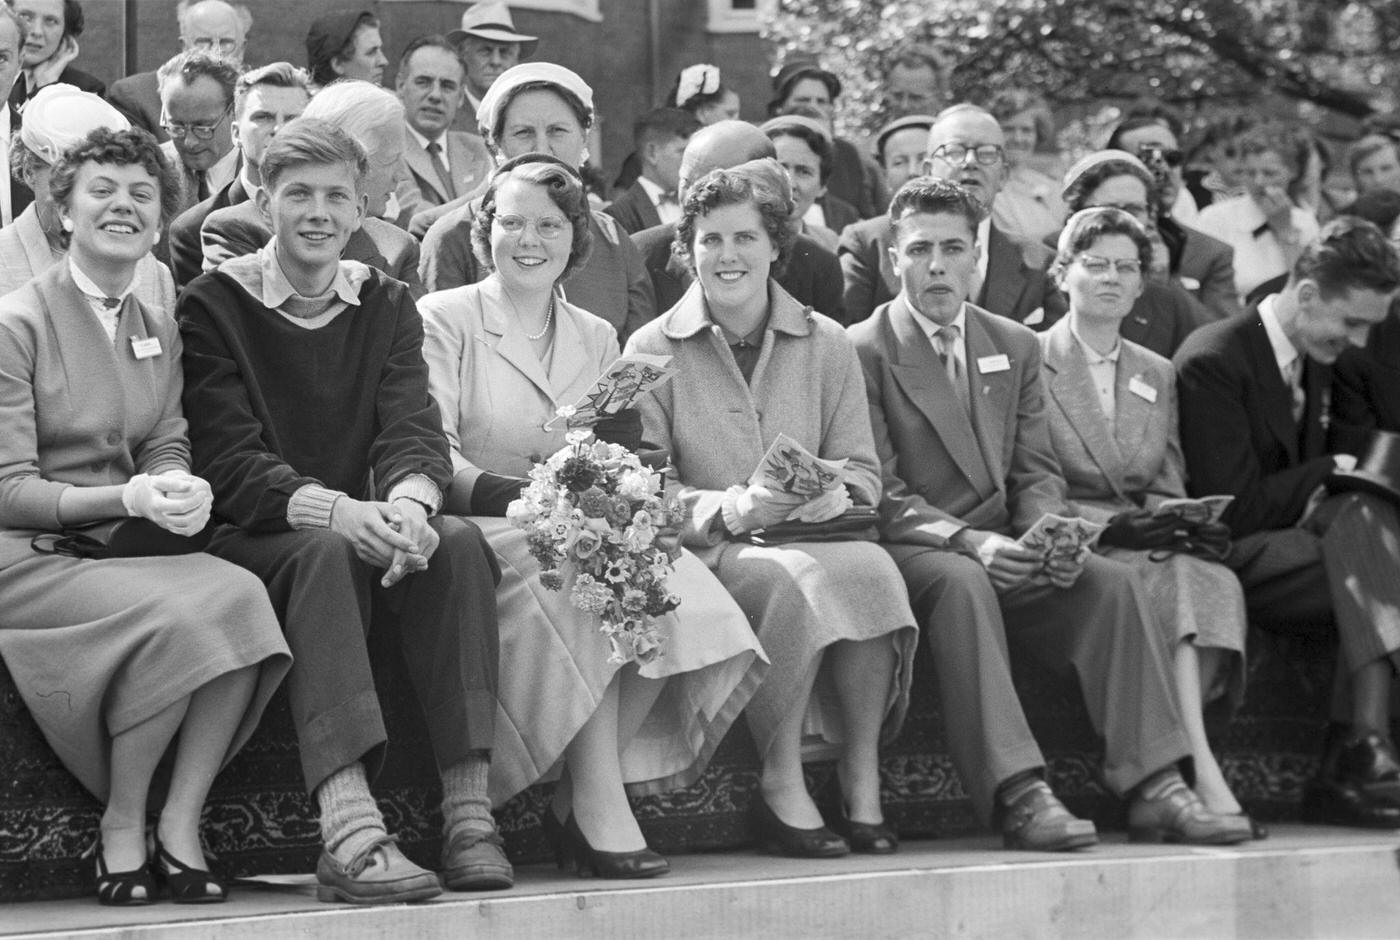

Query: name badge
[1129,376,1157,403]
[130,336,162,360]
[977,354,1010,374]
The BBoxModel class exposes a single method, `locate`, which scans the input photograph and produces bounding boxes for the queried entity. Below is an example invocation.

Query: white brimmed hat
[447,2,538,56]
[21,84,130,165]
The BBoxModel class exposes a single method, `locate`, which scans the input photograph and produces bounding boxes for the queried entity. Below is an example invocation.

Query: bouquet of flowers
[507,430,684,665]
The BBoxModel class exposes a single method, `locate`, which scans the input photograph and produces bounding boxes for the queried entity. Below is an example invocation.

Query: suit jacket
[819,193,859,239]
[849,296,1069,549]
[9,65,105,112]
[1117,280,1207,359]
[402,130,491,209]
[106,70,165,142]
[6,103,32,222]
[1331,298,1400,454]
[0,262,188,568]
[168,174,249,289]
[1173,307,1333,537]
[200,201,424,299]
[632,221,847,325]
[1038,316,1185,524]
[605,180,662,236]
[838,216,1065,328]
[1176,224,1240,321]
[159,141,238,219]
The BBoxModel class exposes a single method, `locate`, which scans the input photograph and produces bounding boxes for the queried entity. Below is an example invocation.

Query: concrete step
[5,825,1400,939]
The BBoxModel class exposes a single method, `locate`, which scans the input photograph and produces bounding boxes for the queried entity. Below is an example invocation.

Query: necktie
[425,141,456,201]
[196,170,209,202]
[934,324,969,412]
[1286,357,1305,424]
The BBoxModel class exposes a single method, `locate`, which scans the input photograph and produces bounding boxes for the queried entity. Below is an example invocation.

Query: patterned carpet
[0,625,1336,901]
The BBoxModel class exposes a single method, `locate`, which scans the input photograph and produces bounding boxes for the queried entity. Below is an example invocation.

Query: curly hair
[1049,207,1153,284]
[48,127,181,244]
[1062,157,1157,216]
[673,161,795,280]
[471,153,593,282]
[1292,216,1400,300]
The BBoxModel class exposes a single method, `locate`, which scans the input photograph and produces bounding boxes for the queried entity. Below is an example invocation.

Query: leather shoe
[1335,732,1400,803]
[1301,777,1400,829]
[1001,783,1097,851]
[1128,781,1252,845]
[316,835,442,905]
[440,827,514,891]
[753,798,848,858]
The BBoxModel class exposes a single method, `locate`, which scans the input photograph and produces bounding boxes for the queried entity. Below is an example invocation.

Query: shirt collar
[256,239,370,310]
[1257,293,1300,378]
[407,124,445,153]
[68,256,135,302]
[906,298,968,342]
[1069,320,1120,364]
[662,279,813,339]
[636,175,673,203]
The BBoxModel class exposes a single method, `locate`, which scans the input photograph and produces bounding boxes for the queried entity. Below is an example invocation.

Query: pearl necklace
[525,294,555,341]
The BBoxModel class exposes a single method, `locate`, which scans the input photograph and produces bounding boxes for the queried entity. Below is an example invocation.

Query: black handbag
[30,518,213,559]
[743,506,880,546]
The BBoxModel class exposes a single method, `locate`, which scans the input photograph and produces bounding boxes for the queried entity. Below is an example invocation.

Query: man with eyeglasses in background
[108,0,248,144]
[157,51,239,225]
[839,103,1064,327]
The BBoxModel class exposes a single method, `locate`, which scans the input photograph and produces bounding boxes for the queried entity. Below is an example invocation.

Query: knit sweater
[178,265,453,531]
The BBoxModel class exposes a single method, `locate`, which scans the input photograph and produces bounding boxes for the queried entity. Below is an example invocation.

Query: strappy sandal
[153,834,229,904]
[93,836,157,906]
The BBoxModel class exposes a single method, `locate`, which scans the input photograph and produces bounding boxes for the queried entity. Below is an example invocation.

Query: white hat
[447,2,538,56]
[476,62,592,139]
[20,84,130,165]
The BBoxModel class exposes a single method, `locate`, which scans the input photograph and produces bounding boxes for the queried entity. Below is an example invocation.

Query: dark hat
[768,60,841,114]
[1327,429,1400,506]
[305,10,373,69]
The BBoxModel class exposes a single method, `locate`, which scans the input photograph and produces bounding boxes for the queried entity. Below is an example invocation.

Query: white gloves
[785,485,853,524]
[122,471,213,536]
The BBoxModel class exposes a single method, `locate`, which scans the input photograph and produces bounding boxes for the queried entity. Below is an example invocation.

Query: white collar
[68,256,135,302]
[907,298,968,341]
[1070,319,1120,364]
[636,175,673,203]
[407,124,446,153]
[1258,293,1300,378]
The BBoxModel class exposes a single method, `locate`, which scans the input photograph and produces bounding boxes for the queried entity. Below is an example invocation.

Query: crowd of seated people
[4,0,1400,912]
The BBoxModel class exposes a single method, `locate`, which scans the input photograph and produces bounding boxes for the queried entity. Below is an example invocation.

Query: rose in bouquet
[506,430,684,665]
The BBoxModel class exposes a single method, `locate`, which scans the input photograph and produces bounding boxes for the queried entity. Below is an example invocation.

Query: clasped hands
[330,496,440,588]
[728,483,853,532]
[953,528,1086,593]
[122,470,213,537]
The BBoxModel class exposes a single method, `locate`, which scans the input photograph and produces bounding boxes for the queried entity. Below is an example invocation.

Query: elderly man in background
[396,34,491,212]
[108,0,247,142]
[447,1,535,126]
[840,104,1063,326]
[883,44,947,119]
[158,50,239,220]
[168,61,309,288]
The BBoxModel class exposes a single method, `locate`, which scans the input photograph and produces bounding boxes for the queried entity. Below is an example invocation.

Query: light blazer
[418,280,618,502]
[1038,315,1185,525]
[200,202,424,299]
[403,130,492,208]
[849,295,1068,550]
[626,280,881,551]
[0,263,187,567]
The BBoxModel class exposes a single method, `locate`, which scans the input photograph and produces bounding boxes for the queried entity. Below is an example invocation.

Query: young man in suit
[606,107,698,236]
[840,104,1065,327]
[850,176,1249,850]
[396,35,491,212]
[1175,218,1400,829]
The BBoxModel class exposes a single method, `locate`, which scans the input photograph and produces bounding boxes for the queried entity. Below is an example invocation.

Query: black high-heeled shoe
[152,834,228,904]
[94,836,157,907]
[831,804,899,855]
[540,808,569,870]
[561,813,670,879]
[752,798,849,858]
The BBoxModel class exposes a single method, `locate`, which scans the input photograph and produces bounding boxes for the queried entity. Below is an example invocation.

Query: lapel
[207,148,239,197]
[979,224,1027,322]
[1244,314,1301,464]
[632,182,662,230]
[477,281,556,402]
[962,304,1017,482]
[447,133,491,198]
[15,203,54,277]
[886,295,997,496]
[344,227,389,271]
[1113,342,1156,470]
[39,264,158,412]
[404,133,449,203]
[1042,317,1127,487]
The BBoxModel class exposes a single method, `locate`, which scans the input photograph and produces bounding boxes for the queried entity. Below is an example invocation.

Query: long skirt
[0,552,291,801]
[702,539,918,760]
[480,518,768,804]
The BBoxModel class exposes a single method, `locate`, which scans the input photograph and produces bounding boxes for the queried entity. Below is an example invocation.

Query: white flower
[616,469,654,501]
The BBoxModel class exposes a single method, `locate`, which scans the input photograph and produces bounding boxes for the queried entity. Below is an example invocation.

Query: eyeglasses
[1077,254,1142,276]
[188,37,241,55]
[495,214,569,239]
[161,106,231,141]
[1137,145,1184,168]
[927,143,1005,167]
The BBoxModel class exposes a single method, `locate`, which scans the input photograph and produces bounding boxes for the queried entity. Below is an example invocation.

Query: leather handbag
[743,506,880,546]
[31,518,213,559]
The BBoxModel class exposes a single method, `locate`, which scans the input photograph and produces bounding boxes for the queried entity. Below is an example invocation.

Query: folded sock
[317,762,388,865]
[1135,767,1185,802]
[442,752,496,839]
[997,771,1048,809]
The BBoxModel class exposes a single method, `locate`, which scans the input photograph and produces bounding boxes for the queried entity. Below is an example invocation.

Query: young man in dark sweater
[179,118,507,903]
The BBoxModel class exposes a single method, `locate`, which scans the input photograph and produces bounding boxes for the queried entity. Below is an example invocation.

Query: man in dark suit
[606,107,698,236]
[395,35,491,212]
[631,119,847,322]
[839,104,1064,327]
[1175,218,1400,828]
[852,177,1249,849]
[1334,297,1400,451]
[0,9,30,224]
[168,62,308,288]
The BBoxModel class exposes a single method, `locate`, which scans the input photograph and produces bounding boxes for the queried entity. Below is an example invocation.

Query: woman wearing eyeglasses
[419,154,764,879]
[1039,207,1255,841]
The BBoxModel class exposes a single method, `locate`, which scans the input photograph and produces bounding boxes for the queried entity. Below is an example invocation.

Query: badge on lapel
[1128,375,1157,403]
[130,336,162,360]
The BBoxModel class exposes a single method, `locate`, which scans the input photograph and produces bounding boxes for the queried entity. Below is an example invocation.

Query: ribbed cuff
[720,485,748,535]
[387,473,443,516]
[288,484,345,529]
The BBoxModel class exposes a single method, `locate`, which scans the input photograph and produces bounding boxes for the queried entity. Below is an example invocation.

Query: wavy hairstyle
[673,160,796,280]
[471,153,593,281]
[1049,207,1153,284]
[48,127,181,242]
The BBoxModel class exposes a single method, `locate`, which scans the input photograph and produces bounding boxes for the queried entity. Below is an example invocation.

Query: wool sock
[997,770,1049,809]
[442,752,496,840]
[1135,766,1186,802]
[316,762,388,866]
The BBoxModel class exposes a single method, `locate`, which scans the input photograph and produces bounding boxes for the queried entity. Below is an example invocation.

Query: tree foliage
[763,0,1400,136]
